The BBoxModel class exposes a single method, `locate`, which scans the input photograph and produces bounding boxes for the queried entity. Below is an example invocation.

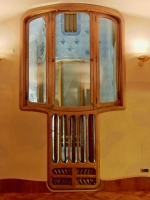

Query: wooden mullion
[68,116,71,162]
[77,117,80,162]
[86,114,89,162]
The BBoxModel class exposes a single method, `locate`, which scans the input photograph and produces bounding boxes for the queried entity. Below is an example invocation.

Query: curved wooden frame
[20,3,125,191]
[20,3,125,114]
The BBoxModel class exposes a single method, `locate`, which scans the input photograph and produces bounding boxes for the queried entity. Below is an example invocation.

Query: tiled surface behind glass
[28,15,117,104]
[55,13,90,61]
[99,18,117,103]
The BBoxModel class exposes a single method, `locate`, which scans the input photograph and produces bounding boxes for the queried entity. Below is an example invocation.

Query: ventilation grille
[64,14,77,32]
[52,114,96,163]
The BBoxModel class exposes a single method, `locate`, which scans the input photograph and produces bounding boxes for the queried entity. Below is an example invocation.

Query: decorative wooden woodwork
[20,3,125,191]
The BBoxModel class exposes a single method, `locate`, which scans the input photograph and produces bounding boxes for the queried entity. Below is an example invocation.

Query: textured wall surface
[0,16,47,180]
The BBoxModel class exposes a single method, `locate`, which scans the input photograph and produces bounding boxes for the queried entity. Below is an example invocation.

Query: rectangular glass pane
[61,115,68,163]
[55,13,90,106]
[79,115,86,163]
[99,18,117,103]
[28,17,46,103]
[52,115,60,163]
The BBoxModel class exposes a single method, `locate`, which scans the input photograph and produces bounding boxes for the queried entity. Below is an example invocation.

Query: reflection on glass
[99,18,117,103]
[52,115,60,163]
[79,115,87,163]
[55,61,90,106]
[28,17,46,103]
[70,116,77,163]
[55,13,90,106]
[61,115,68,163]
[88,114,95,162]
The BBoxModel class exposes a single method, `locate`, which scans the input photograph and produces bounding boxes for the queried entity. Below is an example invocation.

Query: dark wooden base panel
[101,177,150,191]
[1,177,150,193]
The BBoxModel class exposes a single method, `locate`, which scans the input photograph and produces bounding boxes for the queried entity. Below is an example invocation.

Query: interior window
[20,4,125,191]
[55,13,90,107]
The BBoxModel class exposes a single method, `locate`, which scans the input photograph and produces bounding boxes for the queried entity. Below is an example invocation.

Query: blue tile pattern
[99,18,116,103]
[56,13,90,61]
[60,39,66,45]
[74,39,80,45]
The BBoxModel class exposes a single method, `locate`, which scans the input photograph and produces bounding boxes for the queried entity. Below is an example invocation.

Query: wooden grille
[64,14,77,32]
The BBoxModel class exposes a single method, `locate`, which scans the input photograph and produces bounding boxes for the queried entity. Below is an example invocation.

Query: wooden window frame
[20,3,125,114]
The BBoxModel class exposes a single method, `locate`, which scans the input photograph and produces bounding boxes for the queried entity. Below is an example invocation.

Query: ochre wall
[0,12,150,180]
[0,16,47,180]
[100,14,150,179]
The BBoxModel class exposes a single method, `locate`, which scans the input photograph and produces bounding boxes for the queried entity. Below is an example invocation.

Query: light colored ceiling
[0,0,150,22]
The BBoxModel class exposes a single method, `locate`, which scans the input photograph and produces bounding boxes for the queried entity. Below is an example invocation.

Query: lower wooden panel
[0,179,49,193]
[101,177,150,191]
[1,177,150,193]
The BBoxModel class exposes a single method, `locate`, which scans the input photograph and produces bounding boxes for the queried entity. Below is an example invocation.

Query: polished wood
[1,177,150,193]
[0,179,49,193]
[1,191,150,200]
[101,177,150,191]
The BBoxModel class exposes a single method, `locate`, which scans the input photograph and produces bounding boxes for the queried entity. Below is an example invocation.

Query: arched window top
[20,3,125,114]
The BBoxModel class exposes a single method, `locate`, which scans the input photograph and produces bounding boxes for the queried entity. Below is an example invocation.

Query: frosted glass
[28,17,46,103]
[99,18,117,103]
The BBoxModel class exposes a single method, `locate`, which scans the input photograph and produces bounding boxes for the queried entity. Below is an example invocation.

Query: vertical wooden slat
[84,115,87,162]
[68,116,70,162]
[86,115,89,162]
[64,115,67,162]
[70,14,73,32]
[71,116,76,163]
[77,116,80,162]
[57,115,60,162]
[52,115,54,162]
[81,116,84,162]
[92,115,96,162]
[59,115,61,162]
[73,14,77,32]
[53,114,59,163]
[61,115,63,162]
[64,14,69,32]
[54,115,57,162]
[88,114,95,162]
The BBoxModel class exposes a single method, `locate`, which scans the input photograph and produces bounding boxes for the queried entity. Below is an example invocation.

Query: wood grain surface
[1,178,150,193]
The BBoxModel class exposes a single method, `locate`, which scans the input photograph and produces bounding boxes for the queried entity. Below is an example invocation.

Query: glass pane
[99,18,117,103]
[61,115,68,163]
[79,115,87,163]
[52,115,60,163]
[28,17,46,103]
[55,13,90,106]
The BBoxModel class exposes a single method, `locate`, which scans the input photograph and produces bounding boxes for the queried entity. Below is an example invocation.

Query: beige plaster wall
[0,11,150,181]
[100,14,150,179]
[0,16,47,180]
